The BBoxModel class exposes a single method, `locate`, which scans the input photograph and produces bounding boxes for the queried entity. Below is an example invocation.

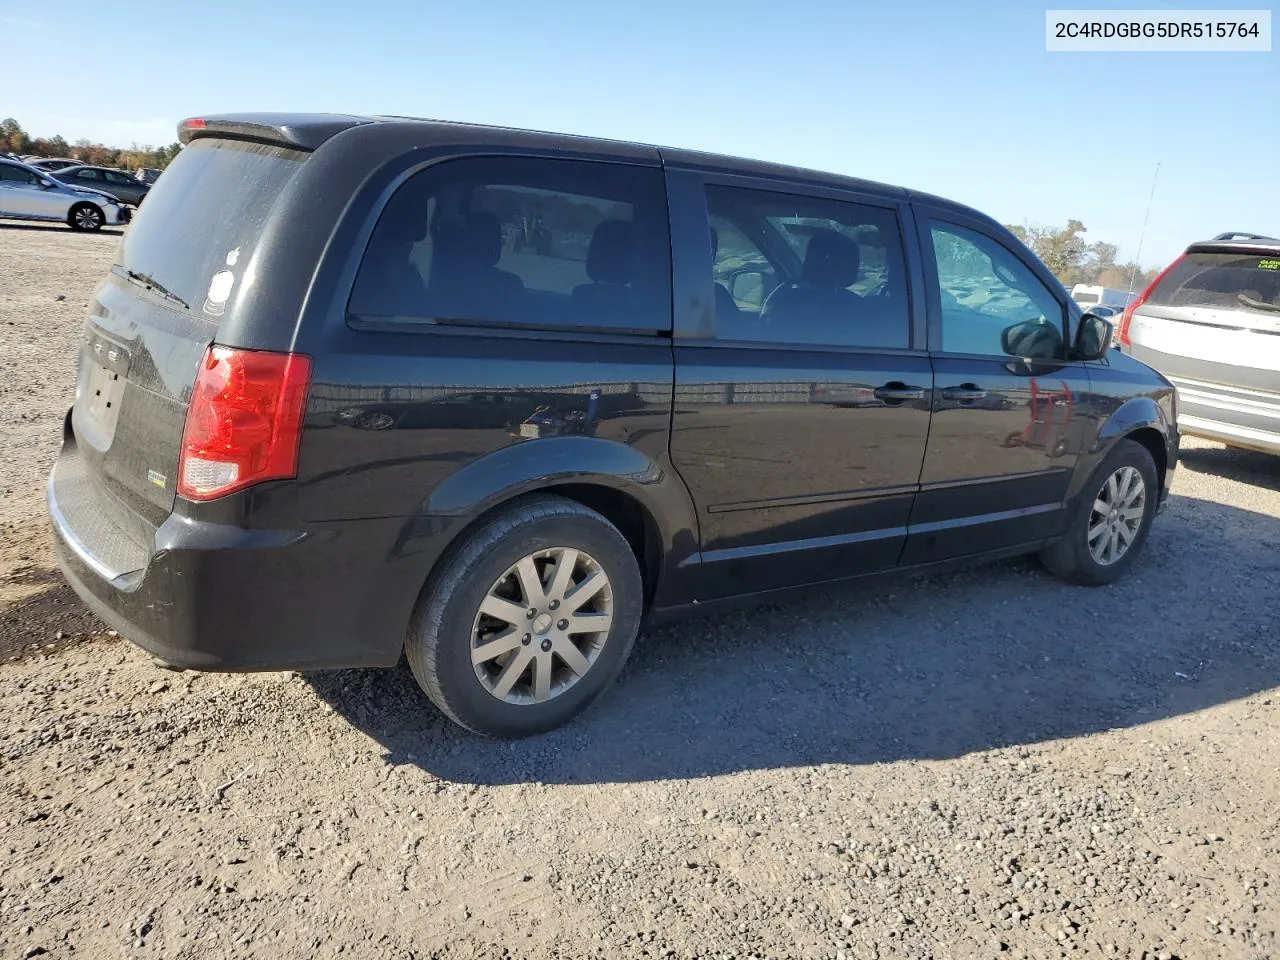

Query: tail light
[177,346,312,501]
[1118,255,1183,347]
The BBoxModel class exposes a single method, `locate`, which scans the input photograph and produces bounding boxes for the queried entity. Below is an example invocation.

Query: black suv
[48,114,1178,737]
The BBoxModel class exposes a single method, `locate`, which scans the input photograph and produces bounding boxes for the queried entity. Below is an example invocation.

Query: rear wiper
[1238,292,1280,313]
[115,266,189,310]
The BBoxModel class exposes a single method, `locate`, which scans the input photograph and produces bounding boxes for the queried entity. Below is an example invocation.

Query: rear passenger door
[904,208,1091,564]
[666,167,934,597]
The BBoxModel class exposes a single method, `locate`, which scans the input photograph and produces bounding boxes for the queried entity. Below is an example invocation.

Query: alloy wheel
[470,546,614,705]
[1088,465,1146,566]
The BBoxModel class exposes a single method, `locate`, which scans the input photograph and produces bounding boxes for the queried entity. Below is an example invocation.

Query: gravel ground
[2,225,1278,960]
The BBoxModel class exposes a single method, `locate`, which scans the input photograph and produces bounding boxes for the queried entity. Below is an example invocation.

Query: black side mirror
[1000,318,1063,359]
[1074,313,1114,361]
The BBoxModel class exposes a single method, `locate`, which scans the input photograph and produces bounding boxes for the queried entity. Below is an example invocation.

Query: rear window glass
[1074,292,1099,304]
[348,157,671,332]
[1147,252,1280,316]
[118,139,306,316]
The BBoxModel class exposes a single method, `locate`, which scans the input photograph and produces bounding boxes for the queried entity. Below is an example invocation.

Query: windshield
[1147,252,1280,315]
[118,138,306,316]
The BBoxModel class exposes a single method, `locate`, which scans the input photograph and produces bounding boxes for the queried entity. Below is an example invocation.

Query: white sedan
[0,158,131,231]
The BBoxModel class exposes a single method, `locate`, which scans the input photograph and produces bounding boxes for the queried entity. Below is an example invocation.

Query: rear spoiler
[178,113,373,150]
[1187,238,1280,256]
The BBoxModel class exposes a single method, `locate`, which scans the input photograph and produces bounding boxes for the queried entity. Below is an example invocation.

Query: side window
[349,157,670,332]
[105,171,132,185]
[76,169,103,181]
[705,185,910,349]
[0,164,40,184]
[928,222,1065,358]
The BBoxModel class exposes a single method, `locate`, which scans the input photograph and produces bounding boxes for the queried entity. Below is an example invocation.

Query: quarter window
[705,185,910,349]
[349,157,671,332]
[929,222,1065,358]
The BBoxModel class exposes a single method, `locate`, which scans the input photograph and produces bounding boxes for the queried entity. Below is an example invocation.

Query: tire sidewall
[1069,441,1159,584]
[416,509,643,737]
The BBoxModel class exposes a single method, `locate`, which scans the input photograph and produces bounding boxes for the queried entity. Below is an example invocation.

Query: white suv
[0,158,131,231]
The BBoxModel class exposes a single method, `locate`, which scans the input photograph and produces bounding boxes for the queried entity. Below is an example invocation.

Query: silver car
[0,158,131,231]
[1121,232,1280,454]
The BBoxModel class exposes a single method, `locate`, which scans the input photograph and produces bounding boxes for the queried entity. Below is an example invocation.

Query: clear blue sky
[2,0,1275,266]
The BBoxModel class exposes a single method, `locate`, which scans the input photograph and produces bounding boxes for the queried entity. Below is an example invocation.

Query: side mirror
[1074,313,1114,361]
[728,269,766,306]
[1000,318,1063,359]
[38,178,55,188]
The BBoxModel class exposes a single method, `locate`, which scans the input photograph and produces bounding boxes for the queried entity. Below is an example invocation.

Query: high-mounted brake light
[1117,255,1184,347]
[177,346,312,501]
[182,117,207,130]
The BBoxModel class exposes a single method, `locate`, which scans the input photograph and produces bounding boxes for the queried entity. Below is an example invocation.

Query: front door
[666,168,933,598]
[0,163,57,218]
[903,209,1091,564]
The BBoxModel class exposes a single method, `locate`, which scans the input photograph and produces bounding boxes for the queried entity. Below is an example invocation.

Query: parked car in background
[52,165,150,206]
[1085,303,1123,320]
[1070,284,1133,311]
[135,167,162,185]
[27,157,81,172]
[46,113,1178,738]
[0,158,131,230]
[1121,232,1280,455]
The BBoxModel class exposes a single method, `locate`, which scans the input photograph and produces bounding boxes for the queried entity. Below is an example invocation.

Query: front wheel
[68,203,104,232]
[406,495,644,737]
[1040,438,1159,585]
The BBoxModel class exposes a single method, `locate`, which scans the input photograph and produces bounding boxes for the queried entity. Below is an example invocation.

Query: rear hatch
[1126,244,1280,386]
[68,138,308,545]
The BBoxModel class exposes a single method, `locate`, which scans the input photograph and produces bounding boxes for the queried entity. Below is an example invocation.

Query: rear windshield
[118,138,306,315]
[1074,292,1100,304]
[1147,251,1280,316]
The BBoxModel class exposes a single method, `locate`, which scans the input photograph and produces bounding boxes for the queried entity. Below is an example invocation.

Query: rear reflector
[1119,255,1183,347]
[177,346,312,501]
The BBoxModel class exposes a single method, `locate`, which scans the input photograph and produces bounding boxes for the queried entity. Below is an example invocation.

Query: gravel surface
[2,225,1278,960]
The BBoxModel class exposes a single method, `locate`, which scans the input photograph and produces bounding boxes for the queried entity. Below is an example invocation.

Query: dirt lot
[2,225,1279,960]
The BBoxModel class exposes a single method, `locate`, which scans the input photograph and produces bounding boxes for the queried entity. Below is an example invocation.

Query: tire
[406,495,644,737]
[1039,438,1159,585]
[68,203,104,232]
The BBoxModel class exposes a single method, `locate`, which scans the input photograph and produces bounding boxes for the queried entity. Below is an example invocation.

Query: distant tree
[1004,221,1159,291]
[0,117,181,170]
[0,117,29,154]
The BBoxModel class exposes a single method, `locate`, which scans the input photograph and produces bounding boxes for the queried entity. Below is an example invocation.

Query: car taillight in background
[177,346,312,501]
[1118,255,1184,347]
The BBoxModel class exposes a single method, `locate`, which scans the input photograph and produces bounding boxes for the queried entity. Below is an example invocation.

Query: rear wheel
[1040,438,1159,585]
[406,495,644,737]
[68,203,104,232]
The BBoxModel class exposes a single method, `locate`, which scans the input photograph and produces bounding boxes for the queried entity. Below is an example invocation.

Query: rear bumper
[1174,377,1280,455]
[48,444,420,671]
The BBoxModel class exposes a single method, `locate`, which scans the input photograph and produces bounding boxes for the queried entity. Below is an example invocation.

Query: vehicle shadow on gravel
[0,224,124,236]
[1179,445,1279,492]
[308,493,1280,785]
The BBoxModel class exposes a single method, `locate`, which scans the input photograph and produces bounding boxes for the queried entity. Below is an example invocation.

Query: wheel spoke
[531,652,552,702]
[479,594,528,628]
[472,628,524,665]
[1093,497,1109,517]
[554,638,591,676]
[545,548,578,603]
[1108,527,1120,562]
[566,611,612,635]
[563,570,607,612]
[515,556,547,607]
[1116,521,1136,547]
[1120,505,1144,522]
[490,646,534,699]
[1088,520,1108,543]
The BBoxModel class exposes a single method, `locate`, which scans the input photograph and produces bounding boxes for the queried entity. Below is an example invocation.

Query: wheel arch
[404,437,699,609]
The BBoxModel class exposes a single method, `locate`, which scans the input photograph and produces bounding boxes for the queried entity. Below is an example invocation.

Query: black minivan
[49,114,1179,736]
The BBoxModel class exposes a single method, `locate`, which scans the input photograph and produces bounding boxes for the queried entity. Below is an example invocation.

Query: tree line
[1,117,181,172]
[1006,219,1161,292]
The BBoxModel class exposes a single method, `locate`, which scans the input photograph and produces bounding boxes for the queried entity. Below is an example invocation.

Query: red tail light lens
[177,346,312,501]
[182,117,207,130]
[1118,255,1183,347]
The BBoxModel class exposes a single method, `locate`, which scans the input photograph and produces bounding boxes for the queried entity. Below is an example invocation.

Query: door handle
[941,383,988,403]
[873,382,925,402]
